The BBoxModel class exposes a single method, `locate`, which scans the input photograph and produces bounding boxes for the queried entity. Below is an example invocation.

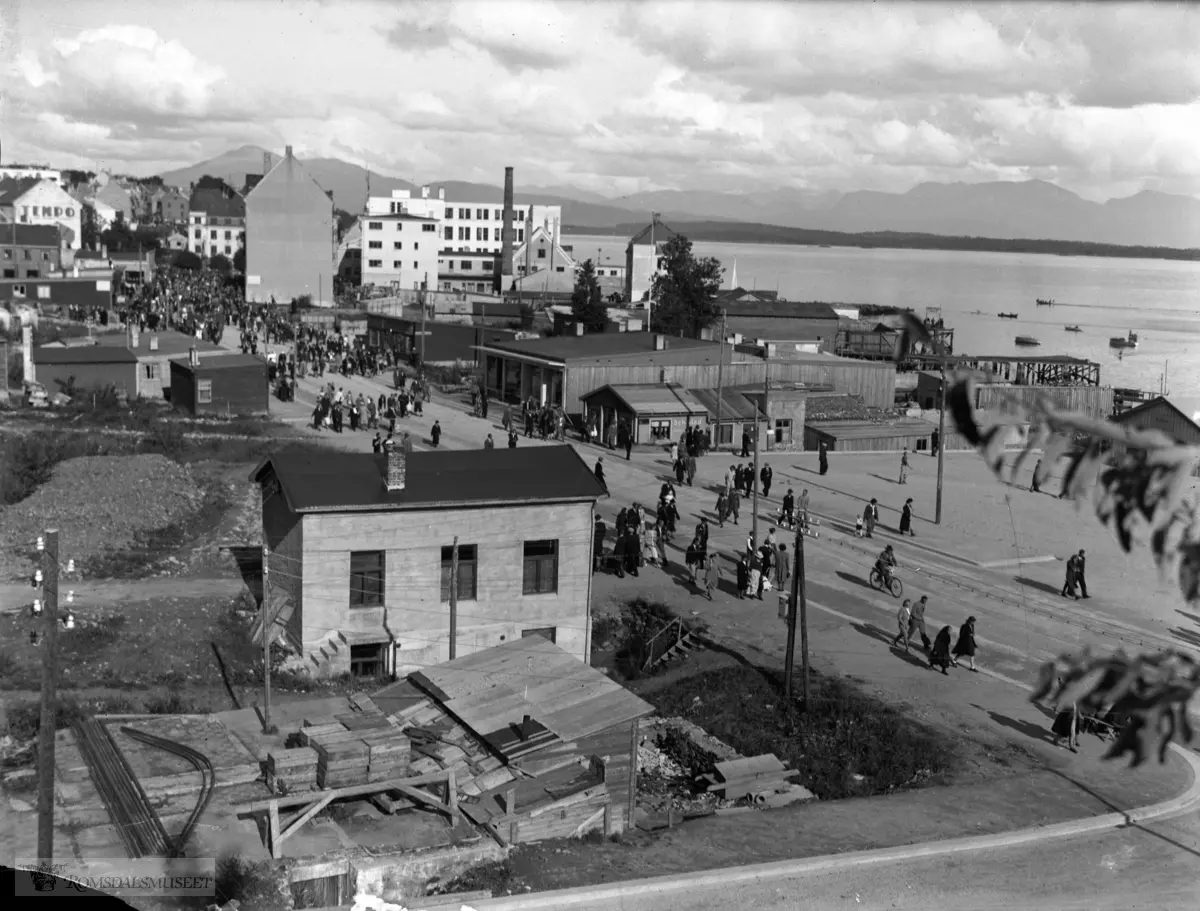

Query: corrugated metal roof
[410,637,654,743]
[582,383,708,416]
[807,419,937,441]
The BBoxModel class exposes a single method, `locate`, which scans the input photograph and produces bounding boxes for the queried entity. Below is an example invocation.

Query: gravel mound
[0,454,205,579]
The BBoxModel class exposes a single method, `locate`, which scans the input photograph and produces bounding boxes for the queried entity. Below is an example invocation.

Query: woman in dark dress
[899,498,916,537]
[952,616,978,671]
[929,625,954,674]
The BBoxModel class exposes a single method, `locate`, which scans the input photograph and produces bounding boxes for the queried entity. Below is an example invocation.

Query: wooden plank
[279,792,336,842]
[391,783,457,820]
[268,802,281,859]
[241,771,453,812]
[715,755,786,782]
[527,784,607,819]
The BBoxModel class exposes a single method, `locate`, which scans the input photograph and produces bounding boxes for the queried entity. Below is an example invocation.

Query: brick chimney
[188,346,199,367]
[385,444,407,491]
[500,167,515,278]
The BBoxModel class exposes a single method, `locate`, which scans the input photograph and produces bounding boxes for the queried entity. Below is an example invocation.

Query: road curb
[469,744,1200,911]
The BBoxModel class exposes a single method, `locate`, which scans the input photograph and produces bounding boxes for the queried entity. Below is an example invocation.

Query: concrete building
[361,212,440,292]
[624,219,677,304]
[336,218,362,284]
[1,224,63,279]
[250,444,605,677]
[188,188,246,260]
[440,197,559,260]
[94,183,134,225]
[0,177,83,249]
[245,146,336,306]
[170,351,269,416]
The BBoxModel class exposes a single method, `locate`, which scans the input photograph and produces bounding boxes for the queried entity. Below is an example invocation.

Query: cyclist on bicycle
[875,545,897,588]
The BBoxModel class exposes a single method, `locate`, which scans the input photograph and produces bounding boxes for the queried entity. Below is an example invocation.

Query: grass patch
[613,598,706,680]
[5,695,141,742]
[430,859,520,898]
[212,851,288,911]
[0,432,127,506]
[646,664,957,800]
[59,616,128,657]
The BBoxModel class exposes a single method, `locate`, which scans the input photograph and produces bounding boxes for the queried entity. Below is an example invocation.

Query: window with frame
[445,207,453,219]
[461,260,472,270]
[395,222,403,231]
[349,550,385,608]
[197,378,213,403]
[224,246,231,255]
[522,540,558,595]
[210,230,217,239]
[368,221,383,230]
[224,230,231,239]
[37,285,51,299]
[444,227,453,240]
[413,261,418,269]
[368,240,382,249]
[494,209,501,220]
[518,229,524,243]
[2,269,13,279]
[717,423,733,445]
[393,260,402,269]
[537,248,547,259]
[522,627,557,644]
[368,259,382,268]
[41,251,50,261]
[440,544,478,601]
[774,418,792,444]
[1,250,9,260]
[649,419,671,440]
[423,223,435,232]
[144,363,160,380]
[393,241,402,250]
[24,269,39,278]
[350,643,386,678]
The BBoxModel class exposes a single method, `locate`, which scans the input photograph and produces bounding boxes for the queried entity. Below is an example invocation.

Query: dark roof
[715,288,779,304]
[251,444,606,513]
[170,353,266,371]
[93,329,225,358]
[806,419,937,441]
[581,383,708,416]
[627,221,679,249]
[723,299,839,320]
[1,224,60,247]
[688,387,765,422]
[1113,396,1200,437]
[0,176,40,205]
[34,345,138,365]
[479,332,720,364]
[188,188,245,219]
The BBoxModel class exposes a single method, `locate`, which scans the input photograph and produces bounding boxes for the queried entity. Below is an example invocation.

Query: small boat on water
[1036,298,1057,306]
[1064,325,1082,332]
[1015,336,1041,347]
[998,312,1018,319]
[1109,330,1139,349]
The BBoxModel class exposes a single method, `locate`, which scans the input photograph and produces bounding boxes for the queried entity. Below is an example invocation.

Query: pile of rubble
[636,740,685,779]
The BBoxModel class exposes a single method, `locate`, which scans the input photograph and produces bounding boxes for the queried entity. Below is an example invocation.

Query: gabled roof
[581,383,708,417]
[245,151,332,207]
[626,221,679,249]
[0,176,40,206]
[715,288,779,304]
[188,188,245,219]
[1113,396,1200,440]
[687,387,766,422]
[250,444,606,513]
[409,636,654,743]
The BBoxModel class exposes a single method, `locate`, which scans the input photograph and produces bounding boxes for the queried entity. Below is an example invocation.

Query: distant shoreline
[565,222,1200,262]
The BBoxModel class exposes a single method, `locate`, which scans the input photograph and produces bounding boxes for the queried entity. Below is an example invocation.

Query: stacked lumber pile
[265,747,318,793]
[387,698,519,798]
[311,732,370,789]
[362,730,411,782]
[298,722,346,747]
[700,754,804,802]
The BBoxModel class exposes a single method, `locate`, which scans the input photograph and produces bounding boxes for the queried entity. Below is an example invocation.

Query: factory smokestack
[500,166,515,280]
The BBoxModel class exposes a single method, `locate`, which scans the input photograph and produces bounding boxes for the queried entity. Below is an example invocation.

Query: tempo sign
[20,206,77,218]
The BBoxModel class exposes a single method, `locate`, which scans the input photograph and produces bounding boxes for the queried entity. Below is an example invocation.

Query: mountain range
[158,145,1200,249]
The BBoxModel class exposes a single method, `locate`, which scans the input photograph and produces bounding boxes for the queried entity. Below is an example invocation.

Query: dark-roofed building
[579,382,768,447]
[720,295,841,351]
[170,351,269,416]
[244,146,336,307]
[187,187,246,261]
[366,310,518,366]
[0,275,114,313]
[1,223,63,279]
[92,325,241,399]
[803,418,943,453]
[251,444,606,677]
[31,344,139,397]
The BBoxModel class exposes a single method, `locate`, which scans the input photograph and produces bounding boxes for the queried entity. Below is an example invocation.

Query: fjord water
[569,235,1200,416]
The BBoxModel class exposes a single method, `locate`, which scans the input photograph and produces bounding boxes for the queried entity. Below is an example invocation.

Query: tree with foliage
[80,203,100,251]
[209,254,232,275]
[233,247,246,273]
[168,250,202,271]
[571,259,609,332]
[194,175,238,197]
[649,234,723,337]
[899,315,1199,767]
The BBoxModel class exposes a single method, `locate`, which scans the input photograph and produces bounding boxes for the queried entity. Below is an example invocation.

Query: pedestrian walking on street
[893,600,913,651]
[900,498,916,536]
[741,429,752,458]
[1061,552,1080,600]
[906,595,932,650]
[685,452,697,487]
[899,448,910,484]
[819,442,829,475]
[1074,549,1089,598]
[594,457,607,492]
[685,536,703,583]
[929,626,954,674]
[702,554,721,601]
[952,616,978,671]
[863,499,879,538]
[761,463,773,499]
[931,429,940,456]
[728,488,742,525]
[430,420,441,447]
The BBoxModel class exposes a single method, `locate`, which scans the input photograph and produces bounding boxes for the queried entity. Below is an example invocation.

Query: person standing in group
[1074,549,1089,598]
[892,600,913,651]
[899,498,916,537]
[952,616,978,671]
[819,442,829,475]
[736,552,750,600]
[592,515,607,574]
[702,553,721,601]
[761,463,773,499]
[1061,552,1079,600]
[929,625,954,674]
[863,499,879,538]
[728,487,742,526]
[899,448,910,484]
[906,595,932,650]
[774,543,791,591]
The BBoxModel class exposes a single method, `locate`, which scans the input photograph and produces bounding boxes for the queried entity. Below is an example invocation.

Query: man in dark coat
[741,429,751,458]
[761,464,773,499]
[819,442,829,475]
[1061,552,1079,599]
[594,457,607,491]
[592,515,606,574]
[1075,549,1089,598]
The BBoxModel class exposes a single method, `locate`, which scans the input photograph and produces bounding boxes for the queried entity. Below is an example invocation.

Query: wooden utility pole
[935,360,947,525]
[713,310,727,452]
[448,537,459,660]
[37,529,60,862]
[261,539,272,730]
[752,347,768,544]
[783,522,809,708]
[420,273,428,370]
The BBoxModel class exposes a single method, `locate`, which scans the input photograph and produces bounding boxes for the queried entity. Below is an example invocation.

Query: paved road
[526,809,1200,911]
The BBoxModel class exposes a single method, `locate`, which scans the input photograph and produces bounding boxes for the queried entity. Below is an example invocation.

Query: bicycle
[869,567,903,598]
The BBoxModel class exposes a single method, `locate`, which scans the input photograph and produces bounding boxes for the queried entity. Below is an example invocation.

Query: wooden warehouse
[804,419,942,454]
[170,351,269,416]
[383,636,655,840]
[478,333,896,420]
[915,355,1111,421]
[367,310,518,366]
[31,344,138,397]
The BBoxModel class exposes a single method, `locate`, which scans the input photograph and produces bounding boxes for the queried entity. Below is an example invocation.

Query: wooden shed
[408,636,654,841]
[804,419,941,453]
[169,352,270,416]
[580,383,709,445]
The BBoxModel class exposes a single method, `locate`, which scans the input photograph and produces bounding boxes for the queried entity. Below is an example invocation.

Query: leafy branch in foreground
[897,313,1200,765]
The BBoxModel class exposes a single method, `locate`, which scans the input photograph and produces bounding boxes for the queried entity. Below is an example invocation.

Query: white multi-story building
[187,188,246,260]
[0,177,83,249]
[360,213,440,291]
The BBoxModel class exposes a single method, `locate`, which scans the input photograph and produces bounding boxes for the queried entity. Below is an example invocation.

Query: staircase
[642,617,702,672]
[308,631,349,674]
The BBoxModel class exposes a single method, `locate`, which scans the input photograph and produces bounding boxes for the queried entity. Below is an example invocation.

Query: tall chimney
[385,445,407,491]
[285,145,293,159]
[500,167,515,279]
[129,325,140,349]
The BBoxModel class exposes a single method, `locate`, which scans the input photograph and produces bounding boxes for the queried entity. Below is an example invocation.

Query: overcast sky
[3,1,1198,201]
